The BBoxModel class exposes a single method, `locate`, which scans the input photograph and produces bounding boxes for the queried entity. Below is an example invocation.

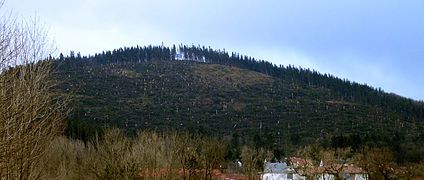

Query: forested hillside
[54,45,424,161]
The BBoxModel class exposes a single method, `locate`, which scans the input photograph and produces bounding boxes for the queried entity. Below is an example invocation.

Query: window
[287,173,293,180]
[344,173,350,180]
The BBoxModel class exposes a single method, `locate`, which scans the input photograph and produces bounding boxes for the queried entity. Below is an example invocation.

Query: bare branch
[0,2,66,178]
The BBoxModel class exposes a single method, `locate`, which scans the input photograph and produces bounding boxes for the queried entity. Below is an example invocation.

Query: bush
[41,129,228,179]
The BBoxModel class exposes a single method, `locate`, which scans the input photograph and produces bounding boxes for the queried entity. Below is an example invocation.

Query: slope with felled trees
[54,45,424,162]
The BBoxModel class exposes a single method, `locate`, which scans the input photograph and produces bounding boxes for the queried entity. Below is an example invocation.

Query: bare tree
[291,144,322,179]
[176,133,202,179]
[240,146,265,179]
[199,137,226,179]
[320,150,345,180]
[0,2,66,179]
[355,147,398,180]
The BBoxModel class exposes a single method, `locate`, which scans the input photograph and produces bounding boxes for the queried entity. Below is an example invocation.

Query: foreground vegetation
[0,3,67,178]
[293,143,424,179]
[37,129,423,179]
[43,129,227,179]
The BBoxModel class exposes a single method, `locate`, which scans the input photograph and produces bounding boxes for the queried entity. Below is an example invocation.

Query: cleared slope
[55,60,424,154]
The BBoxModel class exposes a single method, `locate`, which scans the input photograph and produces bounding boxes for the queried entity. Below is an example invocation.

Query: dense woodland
[54,44,424,164]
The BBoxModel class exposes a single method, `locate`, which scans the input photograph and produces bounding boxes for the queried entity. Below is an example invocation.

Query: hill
[53,45,424,160]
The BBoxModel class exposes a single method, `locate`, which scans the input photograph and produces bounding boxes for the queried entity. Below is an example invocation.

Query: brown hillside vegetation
[193,63,274,88]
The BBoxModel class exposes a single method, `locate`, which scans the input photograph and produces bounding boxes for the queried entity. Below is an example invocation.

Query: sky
[2,0,424,100]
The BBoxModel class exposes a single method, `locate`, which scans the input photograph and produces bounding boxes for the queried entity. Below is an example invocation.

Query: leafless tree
[240,146,264,179]
[199,137,226,179]
[354,147,398,180]
[0,2,66,179]
[290,144,322,179]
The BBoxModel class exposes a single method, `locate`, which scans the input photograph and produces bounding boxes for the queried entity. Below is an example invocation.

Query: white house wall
[261,173,306,180]
[354,174,368,180]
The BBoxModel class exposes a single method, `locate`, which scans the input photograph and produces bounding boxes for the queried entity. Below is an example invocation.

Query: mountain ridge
[54,44,424,160]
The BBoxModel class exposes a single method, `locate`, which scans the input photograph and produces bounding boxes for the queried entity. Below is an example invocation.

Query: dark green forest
[53,44,424,163]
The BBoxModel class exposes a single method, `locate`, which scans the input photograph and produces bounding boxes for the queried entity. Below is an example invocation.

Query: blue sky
[3,0,424,100]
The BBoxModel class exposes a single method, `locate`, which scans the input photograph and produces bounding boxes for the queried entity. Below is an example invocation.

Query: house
[261,162,306,180]
[262,158,369,180]
[312,164,368,180]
